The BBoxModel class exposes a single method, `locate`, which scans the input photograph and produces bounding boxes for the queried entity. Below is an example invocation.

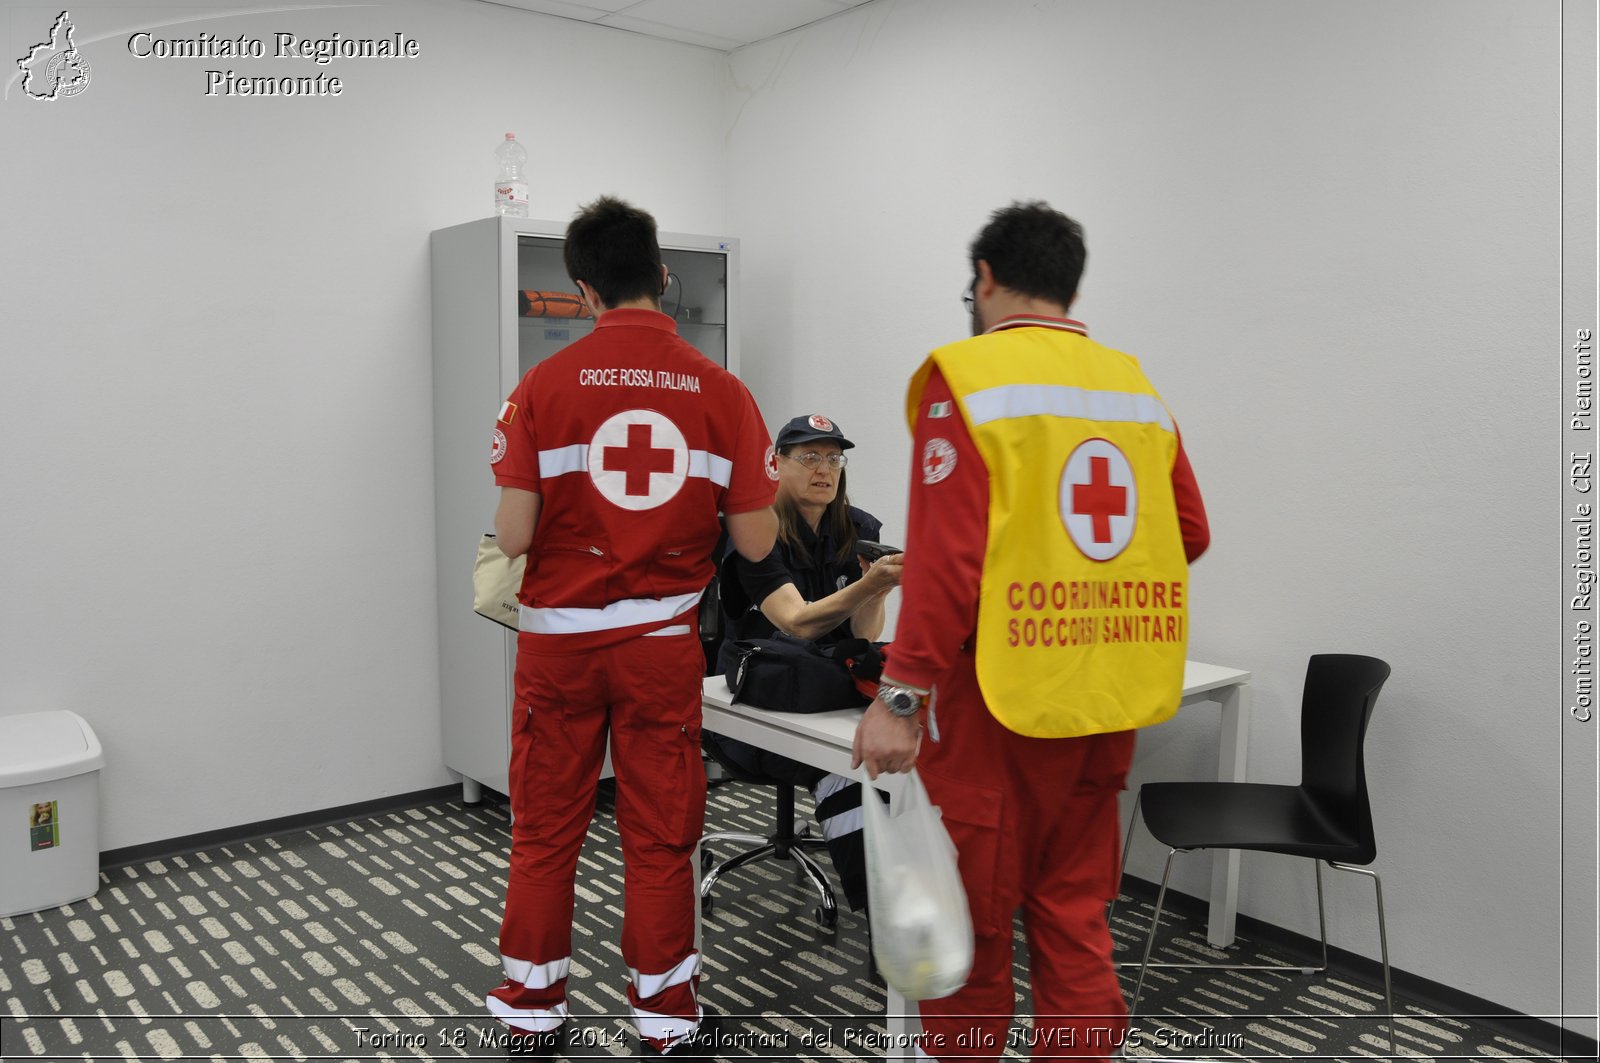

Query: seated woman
[709,413,902,912]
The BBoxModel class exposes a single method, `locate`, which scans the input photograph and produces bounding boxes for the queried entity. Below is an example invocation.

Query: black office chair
[695,571,839,929]
[697,737,839,929]
[1116,654,1394,1056]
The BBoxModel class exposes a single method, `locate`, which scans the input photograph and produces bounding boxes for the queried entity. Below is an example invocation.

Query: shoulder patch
[921,438,957,484]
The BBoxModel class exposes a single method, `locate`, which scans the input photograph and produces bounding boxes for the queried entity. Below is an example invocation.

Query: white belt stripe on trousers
[628,952,700,1000]
[486,954,570,1033]
[629,953,702,1042]
[519,589,704,636]
[813,773,864,840]
[485,996,570,1033]
[501,954,569,989]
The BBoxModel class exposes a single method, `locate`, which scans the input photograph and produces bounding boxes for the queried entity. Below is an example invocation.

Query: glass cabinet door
[516,235,728,378]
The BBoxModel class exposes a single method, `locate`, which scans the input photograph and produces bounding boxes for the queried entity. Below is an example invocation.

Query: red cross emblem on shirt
[602,422,675,496]
[1071,456,1127,543]
[587,410,689,511]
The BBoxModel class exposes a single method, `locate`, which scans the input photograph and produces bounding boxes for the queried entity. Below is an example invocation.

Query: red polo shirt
[492,308,776,649]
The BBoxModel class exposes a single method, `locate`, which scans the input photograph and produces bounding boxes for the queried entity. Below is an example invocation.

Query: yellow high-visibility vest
[907,319,1189,737]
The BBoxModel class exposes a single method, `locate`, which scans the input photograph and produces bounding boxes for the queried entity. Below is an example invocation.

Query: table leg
[692,839,704,958]
[1207,682,1251,947]
[885,985,916,1060]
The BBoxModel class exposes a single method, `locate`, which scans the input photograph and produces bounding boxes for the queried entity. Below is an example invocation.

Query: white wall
[0,0,728,850]
[723,0,1565,1024]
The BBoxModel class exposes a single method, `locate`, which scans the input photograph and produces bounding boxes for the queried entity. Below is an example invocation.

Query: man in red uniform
[487,197,777,1059]
[854,202,1210,1061]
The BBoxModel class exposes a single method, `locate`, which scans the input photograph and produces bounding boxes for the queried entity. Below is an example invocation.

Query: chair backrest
[699,572,725,677]
[1299,653,1392,864]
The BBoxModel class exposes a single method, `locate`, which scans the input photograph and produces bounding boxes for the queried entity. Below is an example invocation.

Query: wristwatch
[878,683,924,718]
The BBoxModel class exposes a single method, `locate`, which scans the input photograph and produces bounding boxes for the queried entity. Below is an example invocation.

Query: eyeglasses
[962,277,976,313]
[783,451,848,470]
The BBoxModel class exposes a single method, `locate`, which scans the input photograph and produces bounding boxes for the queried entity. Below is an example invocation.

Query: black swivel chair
[1116,654,1394,1056]
[698,739,840,928]
[695,574,840,929]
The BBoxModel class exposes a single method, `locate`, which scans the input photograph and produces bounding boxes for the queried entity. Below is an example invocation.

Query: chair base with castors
[698,771,839,929]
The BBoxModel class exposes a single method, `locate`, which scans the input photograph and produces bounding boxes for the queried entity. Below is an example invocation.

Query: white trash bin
[0,711,105,918]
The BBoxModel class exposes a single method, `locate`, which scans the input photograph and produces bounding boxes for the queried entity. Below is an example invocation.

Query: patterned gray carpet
[0,785,1567,1061]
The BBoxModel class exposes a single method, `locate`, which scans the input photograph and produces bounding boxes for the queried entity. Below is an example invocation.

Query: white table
[697,660,1252,1057]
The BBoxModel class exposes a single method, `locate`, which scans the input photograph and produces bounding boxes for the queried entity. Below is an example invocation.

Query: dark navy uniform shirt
[718,505,883,648]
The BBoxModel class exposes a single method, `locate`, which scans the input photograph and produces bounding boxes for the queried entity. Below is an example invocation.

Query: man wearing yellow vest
[852,201,1210,1060]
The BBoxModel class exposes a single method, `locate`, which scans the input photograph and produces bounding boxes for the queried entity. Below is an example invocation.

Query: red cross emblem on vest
[1074,456,1125,543]
[1059,438,1137,560]
[587,410,689,511]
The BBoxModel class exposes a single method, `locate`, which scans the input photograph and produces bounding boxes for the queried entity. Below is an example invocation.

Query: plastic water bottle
[494,133,529,217]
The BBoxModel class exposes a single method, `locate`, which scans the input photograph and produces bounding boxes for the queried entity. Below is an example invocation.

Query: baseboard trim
[98,785,465,870]
[1119,873,1598,1061]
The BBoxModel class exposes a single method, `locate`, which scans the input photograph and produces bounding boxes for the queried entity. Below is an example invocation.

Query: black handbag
[722,632,884,714]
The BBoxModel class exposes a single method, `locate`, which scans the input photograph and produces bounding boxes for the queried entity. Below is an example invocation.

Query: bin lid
[0,711,105,787]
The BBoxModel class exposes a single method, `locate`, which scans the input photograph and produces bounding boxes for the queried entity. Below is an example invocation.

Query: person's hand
[851,698,921,778]
[858,552,904,594]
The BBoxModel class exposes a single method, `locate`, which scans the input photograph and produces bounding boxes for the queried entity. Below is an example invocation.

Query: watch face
[884,688,917,714]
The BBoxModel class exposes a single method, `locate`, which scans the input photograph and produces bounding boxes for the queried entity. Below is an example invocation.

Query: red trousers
[916,656,1135,1062]
[486,628,707,1051]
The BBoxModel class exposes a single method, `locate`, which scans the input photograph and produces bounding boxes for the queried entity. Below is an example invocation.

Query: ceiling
[477,0,876,52]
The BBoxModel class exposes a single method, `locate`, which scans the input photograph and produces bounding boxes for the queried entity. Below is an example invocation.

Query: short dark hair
[969,200,1087,311]
[564,196,663,308]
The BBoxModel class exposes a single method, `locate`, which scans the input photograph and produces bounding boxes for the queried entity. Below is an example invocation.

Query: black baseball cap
[774,413,855,451]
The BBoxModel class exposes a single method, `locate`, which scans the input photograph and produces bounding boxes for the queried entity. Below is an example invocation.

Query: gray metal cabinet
[430,216,740,801]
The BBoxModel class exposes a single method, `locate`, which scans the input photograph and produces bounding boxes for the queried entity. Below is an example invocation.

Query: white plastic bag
[859,767,974,1000]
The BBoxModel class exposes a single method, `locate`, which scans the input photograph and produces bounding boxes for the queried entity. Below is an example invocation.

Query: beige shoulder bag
[473,534,525,630]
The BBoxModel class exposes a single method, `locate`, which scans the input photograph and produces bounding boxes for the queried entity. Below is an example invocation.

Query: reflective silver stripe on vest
[962,383,1174,432]
[518,589,704,635]
[538,445,732,485]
